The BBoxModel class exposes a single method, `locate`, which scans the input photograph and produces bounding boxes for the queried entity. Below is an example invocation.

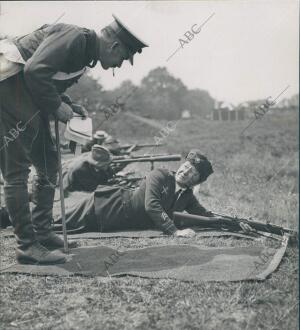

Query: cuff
[160,211,177,235]
[60,94,73,106]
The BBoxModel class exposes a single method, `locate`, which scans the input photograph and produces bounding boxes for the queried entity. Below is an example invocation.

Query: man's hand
[55,103,74,123]
[72,104,88,118]
[174,228,196,238]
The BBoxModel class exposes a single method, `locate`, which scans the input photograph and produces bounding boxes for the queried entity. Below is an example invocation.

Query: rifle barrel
[112,154,181,164]
[119,143,164,150]
[112,153,165,161]
[217,214,296,235]
[173,212,297,236]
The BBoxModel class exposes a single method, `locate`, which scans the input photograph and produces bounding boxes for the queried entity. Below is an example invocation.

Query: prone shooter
[54,148,296,238]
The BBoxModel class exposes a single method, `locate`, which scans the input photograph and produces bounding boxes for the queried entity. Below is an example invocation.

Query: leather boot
[0,206,11,228]
[16,241,66,264]
[31,179,77,250]
[4,184,66,264]
[4,184,36,247]
[39,231,78,250]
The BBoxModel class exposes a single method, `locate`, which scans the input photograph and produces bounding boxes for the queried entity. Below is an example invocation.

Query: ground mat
[0,235,288,282]
[65,229,261,239]
[0,227,265,240]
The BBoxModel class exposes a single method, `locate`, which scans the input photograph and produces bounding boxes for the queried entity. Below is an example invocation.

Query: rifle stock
[107,176,143,188]
[173,212,297,236]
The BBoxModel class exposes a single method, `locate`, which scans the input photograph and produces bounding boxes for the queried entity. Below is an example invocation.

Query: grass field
[0,108,298,329]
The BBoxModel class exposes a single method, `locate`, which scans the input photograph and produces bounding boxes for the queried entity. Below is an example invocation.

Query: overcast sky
[0,1,298,104]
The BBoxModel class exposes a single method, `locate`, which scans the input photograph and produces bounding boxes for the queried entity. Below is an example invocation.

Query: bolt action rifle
[101,142,165,155]
[82,140,164,155]
[115,143,164,154]
[112,154,181,170]
[173,212,297,236]
[107,172,143,189]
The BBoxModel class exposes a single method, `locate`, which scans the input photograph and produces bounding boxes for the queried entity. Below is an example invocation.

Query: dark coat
[93,168,212,234]
[13,23,99,113]
[57,166,213,234]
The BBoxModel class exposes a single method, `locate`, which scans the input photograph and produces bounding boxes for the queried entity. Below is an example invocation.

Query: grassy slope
[0,109,298,330]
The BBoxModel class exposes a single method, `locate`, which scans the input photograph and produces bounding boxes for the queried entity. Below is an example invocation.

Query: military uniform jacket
[12,23,99,112]
[94,168,212,234]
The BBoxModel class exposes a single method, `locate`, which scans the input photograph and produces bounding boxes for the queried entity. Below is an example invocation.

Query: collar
[170,170,189,193]
[83,28,99,68]
[175,182,185,194]
[169,171,187,193]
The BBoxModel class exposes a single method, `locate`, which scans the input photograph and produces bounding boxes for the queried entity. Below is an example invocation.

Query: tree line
[67,67,215,120]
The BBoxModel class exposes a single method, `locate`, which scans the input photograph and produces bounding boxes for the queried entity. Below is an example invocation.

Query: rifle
[117,143,164,153]
[102,142,165,155]
[173,212,297,236]
[107,175,143,189]
[83,141,164,155]
[112,154,181,170]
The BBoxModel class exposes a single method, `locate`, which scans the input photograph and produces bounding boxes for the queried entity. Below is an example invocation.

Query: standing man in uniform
[0,15,148,264]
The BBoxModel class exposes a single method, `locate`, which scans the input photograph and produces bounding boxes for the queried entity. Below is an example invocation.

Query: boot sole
[40,242,78,250]
[17,256,66,265]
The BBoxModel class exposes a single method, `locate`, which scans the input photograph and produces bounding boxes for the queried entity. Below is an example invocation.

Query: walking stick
[54,119,69,253]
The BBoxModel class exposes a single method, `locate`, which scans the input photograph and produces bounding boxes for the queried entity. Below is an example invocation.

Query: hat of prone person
[109,14,149,65]
[94,130,108,139]
[90,145,112,166]
[93,130,108,144]
[186,149,214,183]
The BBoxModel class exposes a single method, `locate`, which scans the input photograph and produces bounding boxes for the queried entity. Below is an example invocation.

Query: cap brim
[112,14,149,48]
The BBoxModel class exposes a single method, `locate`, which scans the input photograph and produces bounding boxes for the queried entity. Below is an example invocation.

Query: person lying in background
[61,146,125,194]
[54,148,253,237]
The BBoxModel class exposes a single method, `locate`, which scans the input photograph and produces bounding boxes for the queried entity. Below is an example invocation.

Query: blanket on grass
[0,227,269,240]
[0,235,289,282]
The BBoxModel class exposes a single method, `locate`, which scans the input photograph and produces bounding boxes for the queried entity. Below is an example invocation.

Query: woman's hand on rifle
[209,214,255,234]
[238,221,255,233]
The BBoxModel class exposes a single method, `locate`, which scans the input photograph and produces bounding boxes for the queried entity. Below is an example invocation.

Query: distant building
[220,108,229,120]
[212,109,219,120]
[212,95,298,121]
[220,102,235,111]
[229,110,236,121]
[181,109,192,119]
[276,97,299,110]
[237,108,245,120]
[212,101,245,121]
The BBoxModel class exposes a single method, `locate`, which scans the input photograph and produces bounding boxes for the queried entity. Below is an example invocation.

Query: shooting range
[0,1,298,330]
